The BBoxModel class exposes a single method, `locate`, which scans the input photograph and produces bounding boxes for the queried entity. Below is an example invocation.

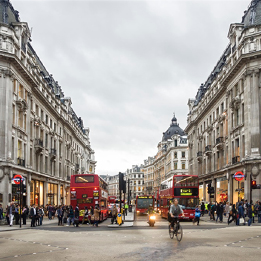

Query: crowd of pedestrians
[196,199,261,226]
[0,203,105,228]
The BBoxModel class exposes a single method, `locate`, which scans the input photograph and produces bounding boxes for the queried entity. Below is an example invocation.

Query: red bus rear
[136,195,154,215]
[159,175,199,220]
[70,174,108,221]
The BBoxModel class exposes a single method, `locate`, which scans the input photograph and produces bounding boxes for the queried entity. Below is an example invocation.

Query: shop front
[30,180,44,206]
[60,185,64,205]
[215,177,228,203]
[232,172,245,204]
[47,183,58,205]
[12,174,27,206]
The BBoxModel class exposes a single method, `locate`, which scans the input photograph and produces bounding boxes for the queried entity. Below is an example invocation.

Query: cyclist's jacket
[169,204,183,216]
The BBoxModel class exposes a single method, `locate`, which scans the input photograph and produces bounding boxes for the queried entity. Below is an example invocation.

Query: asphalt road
[0,214,260,261]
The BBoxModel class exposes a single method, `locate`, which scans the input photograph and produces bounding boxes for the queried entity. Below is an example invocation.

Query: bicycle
[169,217,183,241]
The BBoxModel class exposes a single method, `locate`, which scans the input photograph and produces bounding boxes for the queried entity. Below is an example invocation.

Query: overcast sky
[12,0,249,175]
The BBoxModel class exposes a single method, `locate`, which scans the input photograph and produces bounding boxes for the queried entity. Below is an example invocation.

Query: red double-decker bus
[159,175,199,220]
[136,195,154,215]
[70,174,108,221]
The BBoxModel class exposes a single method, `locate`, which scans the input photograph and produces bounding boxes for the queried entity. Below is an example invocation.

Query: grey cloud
[12,0,249,174]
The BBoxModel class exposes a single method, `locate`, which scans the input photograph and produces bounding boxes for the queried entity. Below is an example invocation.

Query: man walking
[8,202,15,227]
[30,205,37,227]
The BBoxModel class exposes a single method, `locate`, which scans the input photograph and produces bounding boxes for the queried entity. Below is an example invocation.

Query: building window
[54,123,56,132]
[182,151,185,158]
[46,115,48,125]
[45,134,48,147]
[18,111,23,128]
[50,119,52,129]
[182,162,185,169]
[174,162,177,170]
[13,79,16,93]
[174,140,177,147]
[12,105,15,125]
[41,110,44,121]
[17,140,22,158]
[18,84,23,99]
[242,104,244,124]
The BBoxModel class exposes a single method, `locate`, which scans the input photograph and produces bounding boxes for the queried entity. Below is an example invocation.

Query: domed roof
[162,115,185,141]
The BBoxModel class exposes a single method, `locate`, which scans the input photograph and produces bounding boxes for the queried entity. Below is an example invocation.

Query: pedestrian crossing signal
[251,180,257,189]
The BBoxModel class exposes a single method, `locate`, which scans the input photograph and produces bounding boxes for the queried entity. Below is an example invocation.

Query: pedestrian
[35,207,40,226]
[38,206,44,225]
[111,205,118,224]
[211,203,216,221]
[94,206,100,227]
[224,202,230,217]
[247,205,253,226]
[22,206,27,225]
[30,204,37,227]
[14,204,19,225]
[82,206,90,225]
[258,202,261,223]
[5,205,10,225]
[228,204,237,225]
[0,204,3,220]
[237,202,245,226]
[48,205,52,220]
[8,202,15,226]
[57,206,63,226]
[63,207,68,225]
[194,205,201,225]
[200,202,205,217]
[124,202,129,216]
[216,203,221,223]
[67,206,74,226]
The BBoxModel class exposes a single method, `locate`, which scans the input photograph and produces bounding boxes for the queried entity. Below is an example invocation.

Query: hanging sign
[13,175,23,185]
[234,171,244,181]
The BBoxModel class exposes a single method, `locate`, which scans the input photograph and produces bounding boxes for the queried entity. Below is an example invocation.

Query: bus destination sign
[138,196,153,199]
[174,188,198,197]
[93,191,99,197]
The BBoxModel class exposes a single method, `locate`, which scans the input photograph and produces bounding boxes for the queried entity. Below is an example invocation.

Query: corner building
[185,0,261,204]
[0,0,96,208]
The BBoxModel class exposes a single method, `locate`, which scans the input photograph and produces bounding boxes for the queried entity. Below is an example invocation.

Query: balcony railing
[205,145,212,153]
[17,158,25,167]
[197,151,203,157]
[50,148,57,160]
[232,156,240,164]
[216,137,224,145]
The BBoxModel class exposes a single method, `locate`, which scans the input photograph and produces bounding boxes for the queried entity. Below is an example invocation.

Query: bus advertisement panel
[159,175,199,220]
[70,174,108,221]
[136,195,154,215]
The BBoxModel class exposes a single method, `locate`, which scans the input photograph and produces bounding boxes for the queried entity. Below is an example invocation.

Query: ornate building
[143,115,188,196]
[0,0,96,208]
[185,0,261,203]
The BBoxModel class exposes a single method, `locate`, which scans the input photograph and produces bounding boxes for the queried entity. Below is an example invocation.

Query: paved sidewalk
[0,217,58,232]
[107,209,135,228]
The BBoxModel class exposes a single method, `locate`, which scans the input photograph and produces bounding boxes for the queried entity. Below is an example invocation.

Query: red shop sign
[234,171,244,181]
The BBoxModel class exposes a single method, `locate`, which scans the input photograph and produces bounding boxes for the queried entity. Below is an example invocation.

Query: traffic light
[209,187,215,194]
[119,172,124,190]
[251,179,257,189]
[123,180,126,194]
[207,183,211,194]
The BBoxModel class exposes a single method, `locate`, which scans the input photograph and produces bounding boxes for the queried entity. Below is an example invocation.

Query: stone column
[250,70,260,156]
[26,173,31,206]
[57,183,61,205]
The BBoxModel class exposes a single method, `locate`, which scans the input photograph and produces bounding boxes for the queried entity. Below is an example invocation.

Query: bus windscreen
[137,198,153,209]
[75,175,94,183]
[177,198,200,210]
[174,176,198,187]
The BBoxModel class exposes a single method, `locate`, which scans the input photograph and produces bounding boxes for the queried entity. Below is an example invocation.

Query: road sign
[234,171,244,182]
[13,174,23,185]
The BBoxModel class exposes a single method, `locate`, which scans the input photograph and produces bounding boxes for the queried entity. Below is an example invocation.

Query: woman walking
[94,206,100,227]
[228,204,237,225]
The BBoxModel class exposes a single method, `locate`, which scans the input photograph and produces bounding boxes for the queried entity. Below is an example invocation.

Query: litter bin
[129,205,132,212]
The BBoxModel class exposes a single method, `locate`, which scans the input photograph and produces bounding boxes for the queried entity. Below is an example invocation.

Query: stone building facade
[185,0,261,204]
[0,0,96,208]
[143,115,188,196]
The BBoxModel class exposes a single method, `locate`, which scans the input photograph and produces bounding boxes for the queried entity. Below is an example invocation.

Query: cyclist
[169,199,184,231]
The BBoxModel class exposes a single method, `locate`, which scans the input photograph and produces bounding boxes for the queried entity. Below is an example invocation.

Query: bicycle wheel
[169,225,174,239]
[176,224,183,242]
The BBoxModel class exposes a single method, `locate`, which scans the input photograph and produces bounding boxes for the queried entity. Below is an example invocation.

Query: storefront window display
[216,177,228,202]
[47,183,58,205]
[233,178,244,204]
[30,180,44,206]
[60,185,63,204]
[199,184,203,201]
